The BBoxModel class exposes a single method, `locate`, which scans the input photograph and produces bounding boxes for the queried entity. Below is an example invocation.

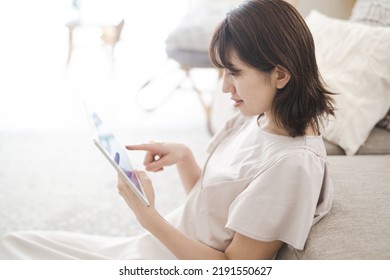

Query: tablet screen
[90,111,143,194]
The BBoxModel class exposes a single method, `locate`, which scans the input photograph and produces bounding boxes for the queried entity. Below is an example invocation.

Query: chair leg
[184,67,222,135]
[135,60,221,135]
[66,26,75,66]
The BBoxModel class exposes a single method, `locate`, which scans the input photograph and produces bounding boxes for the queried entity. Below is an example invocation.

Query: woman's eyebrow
[225,62,241,72]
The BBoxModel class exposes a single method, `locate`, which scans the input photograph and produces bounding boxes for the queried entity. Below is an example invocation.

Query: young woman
[0,0,335,260]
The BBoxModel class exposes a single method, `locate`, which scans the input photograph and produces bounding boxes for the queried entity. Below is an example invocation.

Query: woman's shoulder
[252,139,328,176]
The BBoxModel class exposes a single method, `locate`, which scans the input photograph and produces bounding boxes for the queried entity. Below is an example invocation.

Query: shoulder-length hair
[209,0,335,137]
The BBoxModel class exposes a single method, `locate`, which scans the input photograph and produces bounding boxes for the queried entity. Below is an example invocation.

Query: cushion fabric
[306,10,390,155]
[350,0,390,26]
[350,0,390,132]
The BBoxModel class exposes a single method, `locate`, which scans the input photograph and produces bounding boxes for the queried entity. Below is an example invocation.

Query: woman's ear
[274,65,291,89]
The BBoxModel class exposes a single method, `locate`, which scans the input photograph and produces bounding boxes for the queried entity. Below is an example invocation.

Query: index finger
[126,143,160,152]
[126,144,147,151]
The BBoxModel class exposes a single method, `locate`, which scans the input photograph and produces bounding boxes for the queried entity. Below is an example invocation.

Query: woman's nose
[221,70,234,94]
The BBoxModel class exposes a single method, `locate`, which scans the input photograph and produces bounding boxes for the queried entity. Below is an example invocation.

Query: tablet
[86,106,149,207]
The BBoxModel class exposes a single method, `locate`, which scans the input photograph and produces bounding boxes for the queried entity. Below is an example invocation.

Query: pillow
[349,0,390,131]
[305,10,390,155]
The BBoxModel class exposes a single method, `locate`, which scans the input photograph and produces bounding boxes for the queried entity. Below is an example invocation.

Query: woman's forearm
[176,146,202,194]
[142,210,227,260]
[124,171,222,260]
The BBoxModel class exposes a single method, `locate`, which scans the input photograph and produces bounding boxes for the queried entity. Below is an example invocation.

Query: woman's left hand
[117,170,158,227]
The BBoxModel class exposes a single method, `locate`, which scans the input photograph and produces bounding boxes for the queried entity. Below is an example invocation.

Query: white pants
[0,230,175,260]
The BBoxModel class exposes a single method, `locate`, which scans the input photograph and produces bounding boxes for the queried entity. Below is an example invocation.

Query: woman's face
[221,51,278,117]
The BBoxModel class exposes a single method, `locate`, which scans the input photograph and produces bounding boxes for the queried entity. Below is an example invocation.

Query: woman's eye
[225,68,240,77]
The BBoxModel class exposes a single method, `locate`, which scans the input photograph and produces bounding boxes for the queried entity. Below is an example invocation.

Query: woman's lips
[232,98,243,107]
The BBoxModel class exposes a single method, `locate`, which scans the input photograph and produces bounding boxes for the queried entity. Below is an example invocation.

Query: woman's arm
[126,143,201,194]
[174,145,202,194]
[143,210,283,260]
[118,171,283,260]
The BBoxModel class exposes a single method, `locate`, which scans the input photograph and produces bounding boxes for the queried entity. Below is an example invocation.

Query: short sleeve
[226,149,333,250]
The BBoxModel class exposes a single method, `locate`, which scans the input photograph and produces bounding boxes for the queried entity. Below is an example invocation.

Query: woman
[0,0,335,260]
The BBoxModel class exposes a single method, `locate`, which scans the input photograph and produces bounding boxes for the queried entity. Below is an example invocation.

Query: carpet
[0,96,211,239]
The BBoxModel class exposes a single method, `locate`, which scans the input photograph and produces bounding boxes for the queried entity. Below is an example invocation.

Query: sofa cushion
[305,11,390,155]
[350,0,390,132]
[277,155,390,259]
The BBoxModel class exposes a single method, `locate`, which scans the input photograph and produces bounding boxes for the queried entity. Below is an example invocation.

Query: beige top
[173,113,333,253]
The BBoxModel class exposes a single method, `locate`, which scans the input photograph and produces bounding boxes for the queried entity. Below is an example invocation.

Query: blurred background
[0,0,200,131]
[0,0,224,237]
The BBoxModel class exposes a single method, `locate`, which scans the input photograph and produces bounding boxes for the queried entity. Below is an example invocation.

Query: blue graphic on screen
[91,112,143,193]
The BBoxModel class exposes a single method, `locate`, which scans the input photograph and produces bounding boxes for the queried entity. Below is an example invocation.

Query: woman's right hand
[126,142,192,172]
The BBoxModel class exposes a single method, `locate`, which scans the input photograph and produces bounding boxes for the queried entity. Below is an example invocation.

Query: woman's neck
[257,113,289,136]
[257,113,319,137]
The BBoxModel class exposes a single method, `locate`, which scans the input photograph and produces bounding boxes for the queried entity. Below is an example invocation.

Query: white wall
[296,0,356,19]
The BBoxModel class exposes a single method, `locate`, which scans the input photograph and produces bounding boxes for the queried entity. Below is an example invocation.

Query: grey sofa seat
[277,155,390,259]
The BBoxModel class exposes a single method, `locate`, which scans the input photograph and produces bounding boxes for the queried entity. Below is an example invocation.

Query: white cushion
[165,3,238,52]
[306,10,390,155]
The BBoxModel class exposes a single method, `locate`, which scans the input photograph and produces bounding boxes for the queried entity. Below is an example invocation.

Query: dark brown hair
[209,0,335,137]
